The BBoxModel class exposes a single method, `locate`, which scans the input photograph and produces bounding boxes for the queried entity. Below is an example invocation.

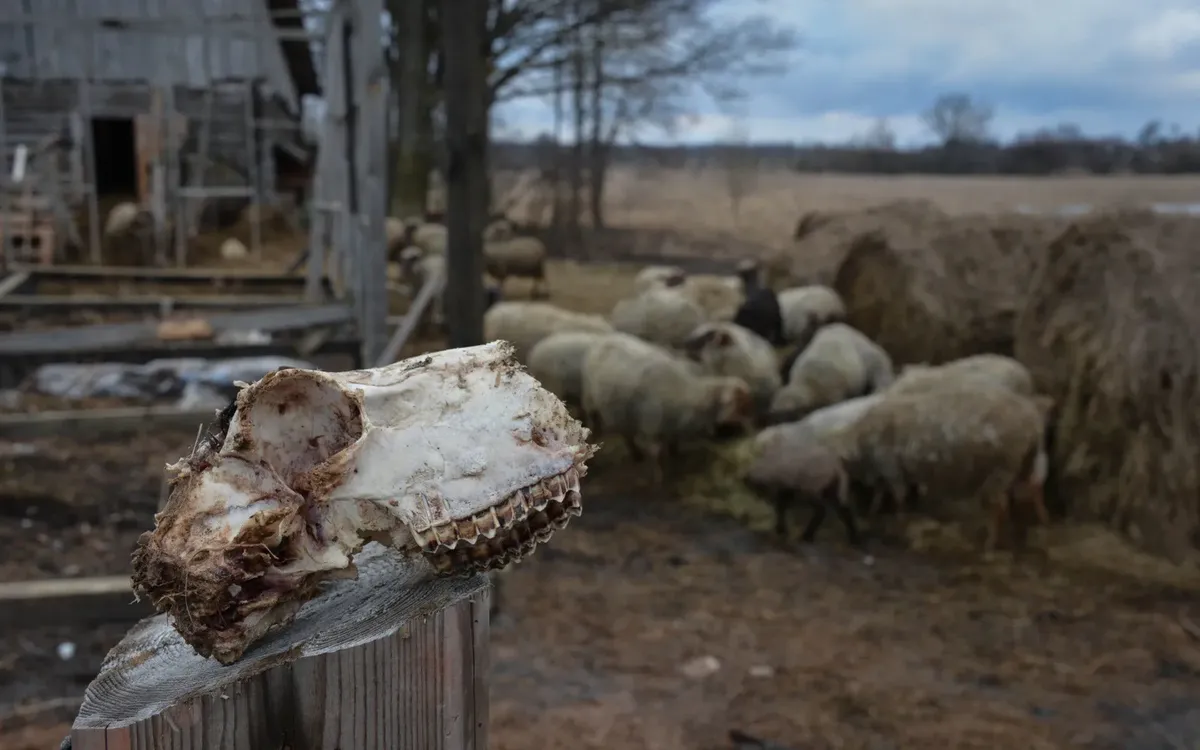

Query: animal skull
[132,341,597,665]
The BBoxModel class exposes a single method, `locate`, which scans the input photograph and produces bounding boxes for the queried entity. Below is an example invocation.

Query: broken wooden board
[0,406,218,440]
[0,303,354,356]
[0,576,152,630]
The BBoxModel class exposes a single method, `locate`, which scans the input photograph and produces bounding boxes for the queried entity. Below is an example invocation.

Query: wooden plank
[0,576,151,629]
[0,302,354,355]
[0,270,31,298]
[71,548,491,749]
[0,293,303,312]
[375,266,444,366]
[12,263,328,289]
[0,406,217,440]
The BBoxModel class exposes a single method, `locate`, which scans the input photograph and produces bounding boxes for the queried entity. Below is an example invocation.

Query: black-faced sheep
[732,261,785,345]
[484,301,613,361]
[769,323,894,423]
[581,333,754,485]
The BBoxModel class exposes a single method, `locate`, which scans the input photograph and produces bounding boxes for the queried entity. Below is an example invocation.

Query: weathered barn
[0,0,320,250]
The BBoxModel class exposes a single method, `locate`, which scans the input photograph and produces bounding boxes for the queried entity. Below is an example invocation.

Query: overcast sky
[492,0,1200,146]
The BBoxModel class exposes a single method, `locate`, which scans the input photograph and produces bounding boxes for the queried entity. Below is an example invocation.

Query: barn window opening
[90,117,137,197]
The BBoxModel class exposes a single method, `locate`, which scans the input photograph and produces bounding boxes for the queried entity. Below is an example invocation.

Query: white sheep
[405,220,448,255]
[770,323,894,422]
[484,301,612,361]
[743,422,860,546]
[385,216,409,258]
[827,387,1054,551]
[681,274,745,322]
[610,286,706,349]
[683,321,782,419]
[219,237,248,261]
[581,333,754,484]
[634,265,687,294]
[526,330,611,410]
[485,236,548,298]
[890,354,1035,397]
[103,201,142,237]
[776,285,846,344]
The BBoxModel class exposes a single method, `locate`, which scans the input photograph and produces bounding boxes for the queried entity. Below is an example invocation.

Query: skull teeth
[418,466,585,576]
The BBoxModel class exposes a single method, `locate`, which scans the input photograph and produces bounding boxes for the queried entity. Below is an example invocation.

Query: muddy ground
[1,431,1198,750]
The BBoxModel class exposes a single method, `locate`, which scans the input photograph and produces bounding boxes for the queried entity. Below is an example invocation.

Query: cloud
[493,0,1200,144]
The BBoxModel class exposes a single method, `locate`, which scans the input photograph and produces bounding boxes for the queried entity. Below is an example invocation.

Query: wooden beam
[375,265,444,366]
[0,293,303,312]
[0,576,151,629]
[0,270,32,299]
[0,406,217,440]
[440,0,489,348]
[0,303,354,355]
[11,263,330,292]
[71,547,490,750]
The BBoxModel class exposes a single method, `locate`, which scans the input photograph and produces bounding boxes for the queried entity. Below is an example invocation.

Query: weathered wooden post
[440,0,490,348]
[68,547,489,750]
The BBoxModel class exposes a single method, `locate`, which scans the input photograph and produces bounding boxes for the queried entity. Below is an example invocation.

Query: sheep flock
[481,200,1200,574]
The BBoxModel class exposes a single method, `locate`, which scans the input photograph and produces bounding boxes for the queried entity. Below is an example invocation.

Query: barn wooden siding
[0,0,300,112]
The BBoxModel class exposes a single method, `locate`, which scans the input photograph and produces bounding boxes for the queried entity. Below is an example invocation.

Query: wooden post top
[72,545,490,749]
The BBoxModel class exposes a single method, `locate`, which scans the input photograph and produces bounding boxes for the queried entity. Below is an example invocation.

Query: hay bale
[1014,214,1200,564]
[830,214,1050,366]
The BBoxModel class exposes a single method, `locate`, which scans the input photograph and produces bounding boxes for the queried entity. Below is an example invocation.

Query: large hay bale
[830,214,1047,366]
[1014,214,1200,564]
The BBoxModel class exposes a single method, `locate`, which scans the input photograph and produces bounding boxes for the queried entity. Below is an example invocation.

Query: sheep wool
[633,265,687,294]
[681,274,746,322]
[890,354,1035,397]
[685,321,782,418]
[484,301,613,361]
[777,285,846,344]
[581,333,754,484]
[610,286,706,349]
[484,236,548,297]
[103,202,142,236]
[830,387,1053,550]
[772,323,894,421]
[527,331,611,409]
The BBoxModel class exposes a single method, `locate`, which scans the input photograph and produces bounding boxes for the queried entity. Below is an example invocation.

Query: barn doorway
[90,117,137,196]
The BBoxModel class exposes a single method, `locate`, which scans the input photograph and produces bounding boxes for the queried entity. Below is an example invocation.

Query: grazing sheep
[733,261,785,346]
[743,423,861,546]
[219,237,249,261]
[484,301,613,361]
[829,387,1053,551]
[385,217,409,258]
[404,220,448,255]
[777,285,846,345]
[610,286,706,349]
[681,274,746,322]
[101,201,155,264]
[581,333,754,484]
[634,265,687,293]
[890,354,1035,397]
[770,323,894,423]
[683,321,782,419]
[526,330,610,410]
[485,236,548,297]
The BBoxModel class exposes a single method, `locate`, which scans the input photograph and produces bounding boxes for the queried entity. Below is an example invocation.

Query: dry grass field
[5,173,1200,750]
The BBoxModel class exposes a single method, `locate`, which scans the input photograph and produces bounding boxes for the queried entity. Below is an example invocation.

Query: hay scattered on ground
[1015,214,1200,565]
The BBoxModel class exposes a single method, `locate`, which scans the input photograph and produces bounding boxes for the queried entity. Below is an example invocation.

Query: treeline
[492,131,1200,176]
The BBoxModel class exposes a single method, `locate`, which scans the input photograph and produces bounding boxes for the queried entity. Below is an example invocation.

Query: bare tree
[858,117,897,150]
[716,119,756,226]
[922,93,993,144]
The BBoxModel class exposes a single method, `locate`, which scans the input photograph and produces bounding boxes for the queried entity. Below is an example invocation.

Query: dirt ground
[1,432,1199,750]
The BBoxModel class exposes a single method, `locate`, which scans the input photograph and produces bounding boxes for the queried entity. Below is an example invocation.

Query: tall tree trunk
[586,22,605,229]
[567,0,586,242]
[389,0,431,218]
